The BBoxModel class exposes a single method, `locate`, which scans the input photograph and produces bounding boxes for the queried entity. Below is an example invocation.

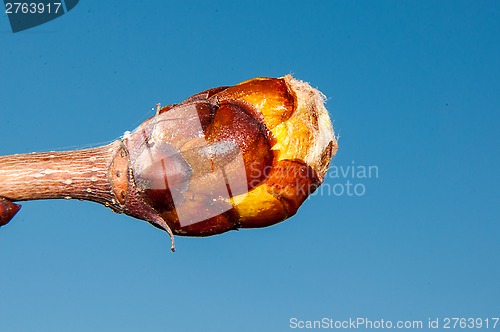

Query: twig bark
[0,141,123,208]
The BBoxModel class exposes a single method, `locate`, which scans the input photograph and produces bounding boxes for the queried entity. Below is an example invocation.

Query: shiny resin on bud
[122,75,337,236]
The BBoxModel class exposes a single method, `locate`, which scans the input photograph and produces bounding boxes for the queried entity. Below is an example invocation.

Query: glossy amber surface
[124,76,337,236]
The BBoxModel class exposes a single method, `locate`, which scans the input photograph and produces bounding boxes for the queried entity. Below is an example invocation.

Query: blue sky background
[1,1,499,331]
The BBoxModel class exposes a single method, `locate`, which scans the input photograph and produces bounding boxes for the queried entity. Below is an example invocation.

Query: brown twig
[0,141,121,204]
[0,140,176,250]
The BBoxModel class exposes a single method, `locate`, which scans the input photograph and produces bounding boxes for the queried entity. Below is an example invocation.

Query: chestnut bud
[122,75,338,239]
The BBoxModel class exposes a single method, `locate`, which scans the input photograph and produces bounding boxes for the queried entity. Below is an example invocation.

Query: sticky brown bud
[123,75,337,236]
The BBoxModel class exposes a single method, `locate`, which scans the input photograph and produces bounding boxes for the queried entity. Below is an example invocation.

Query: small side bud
[0,198,21,227]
